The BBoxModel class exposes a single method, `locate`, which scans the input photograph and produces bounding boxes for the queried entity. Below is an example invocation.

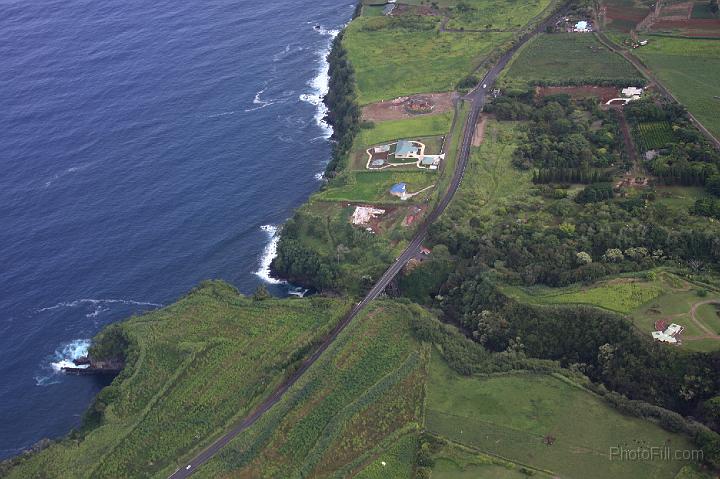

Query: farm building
[574,20,592,32]
[621,87,643,98]
[651,323,684,344]
[394,140,422,159]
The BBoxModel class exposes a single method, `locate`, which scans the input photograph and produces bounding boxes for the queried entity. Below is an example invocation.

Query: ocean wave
[244,86,275,112]
[254,225,286,285]
[299,25,340,139]
[37,298,162,313]
[35,339,91,386]
[207,111,236,119]
[314,172,325,181]
[43,161,96,188]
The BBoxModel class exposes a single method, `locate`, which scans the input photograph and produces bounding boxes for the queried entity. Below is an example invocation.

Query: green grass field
[192,301,431,478]
[430,439,555,478]
[2,282,349,479]
[635,37,720,139]
[344,17,512,104]
[445,0,553,31]
[634,121,676,150]
[451,120,532,219]
[501,33,643,87]
[317,170,437,203]
[502,277,665,314]
[357,112,454,148]
[425,351,697,479]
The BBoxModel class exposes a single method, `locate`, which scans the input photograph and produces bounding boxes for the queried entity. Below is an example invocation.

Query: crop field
[2,282,349,479]
[634,37,720,139]
[501,33,643,87]
[343,16,513,104]
[634,121,676,150]
[425,352,696,479]
[194,301,432,478]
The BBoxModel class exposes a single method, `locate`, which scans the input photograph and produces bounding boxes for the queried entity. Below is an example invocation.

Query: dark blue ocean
[0,0,353,459]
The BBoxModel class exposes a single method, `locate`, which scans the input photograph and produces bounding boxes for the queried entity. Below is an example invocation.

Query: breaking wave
[299,25,340,138]
[254,225,286,285]
[35,339,91,386]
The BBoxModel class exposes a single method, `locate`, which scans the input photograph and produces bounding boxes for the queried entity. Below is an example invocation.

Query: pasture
[425,351,697,479]
[444,0,554,31]
[501,33,643,87]
[634,37,720,139]
[343,16,512,104]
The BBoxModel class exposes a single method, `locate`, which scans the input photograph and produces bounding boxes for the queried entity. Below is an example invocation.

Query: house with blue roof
[389,183,407,197]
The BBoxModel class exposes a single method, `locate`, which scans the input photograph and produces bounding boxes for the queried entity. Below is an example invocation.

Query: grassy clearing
[634,121,676,150]
[357,112,454,148]
[452,120,532,218]
[425,351,696,479]
[634,37,720,138]
[317,170,437,203]
[502,278,665,314]
[445,0,553,30]
[695,303,720,334]
[501,33,642,87]
[430,439,554,479]
[193,301,431,478]
[3,282,348,479]
[344,17,512,104]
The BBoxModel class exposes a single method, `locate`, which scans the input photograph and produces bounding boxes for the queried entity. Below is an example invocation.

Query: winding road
[168,7,567,478]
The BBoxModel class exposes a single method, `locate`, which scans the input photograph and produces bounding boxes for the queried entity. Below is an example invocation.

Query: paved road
[168,8,566,478]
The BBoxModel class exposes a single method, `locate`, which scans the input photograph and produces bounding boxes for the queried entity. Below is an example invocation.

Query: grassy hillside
[425,351,697,479]
[501,33,643,87]
[2,282,349,479]
[634,37,720,139]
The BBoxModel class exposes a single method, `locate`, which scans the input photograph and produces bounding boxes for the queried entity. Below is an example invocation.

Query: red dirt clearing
[536,85,620,104]
[361,92,458,122]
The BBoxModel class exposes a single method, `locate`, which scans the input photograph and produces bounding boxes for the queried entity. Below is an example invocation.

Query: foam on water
[35,339,91,386]
[254,225,286,285]
[37,298,162,313]
[299,25,340,138]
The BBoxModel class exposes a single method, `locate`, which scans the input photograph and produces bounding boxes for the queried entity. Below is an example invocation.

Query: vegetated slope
[1,281,348,479]
[191,300,431,478]
[501,33,643,87]
[634,37,720,139]
[425,351,696,479]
